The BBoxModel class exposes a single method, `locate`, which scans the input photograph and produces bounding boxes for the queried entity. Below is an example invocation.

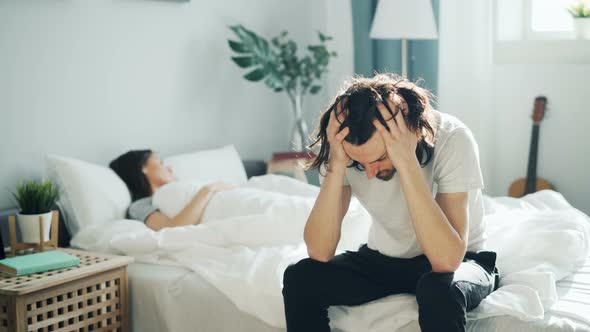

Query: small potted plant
[568,0,590,39]
[11,180,59,243]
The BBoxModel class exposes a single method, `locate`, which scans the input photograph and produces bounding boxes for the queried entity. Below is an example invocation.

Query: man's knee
[282,258,326,296]
[415,271,464,309]
[415,272,467,331]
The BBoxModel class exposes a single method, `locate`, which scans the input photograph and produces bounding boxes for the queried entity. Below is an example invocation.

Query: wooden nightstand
[0,248,134,332]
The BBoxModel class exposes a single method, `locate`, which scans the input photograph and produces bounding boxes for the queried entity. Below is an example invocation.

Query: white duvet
[71,175,590,331]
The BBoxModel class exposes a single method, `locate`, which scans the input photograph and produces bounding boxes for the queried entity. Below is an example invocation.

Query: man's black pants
[282,244,499,332]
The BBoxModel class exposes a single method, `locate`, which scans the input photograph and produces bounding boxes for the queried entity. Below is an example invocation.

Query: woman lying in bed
[109,150,235,231]
[110,149,319,232]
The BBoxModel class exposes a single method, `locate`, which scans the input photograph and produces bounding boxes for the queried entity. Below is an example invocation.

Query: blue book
[0,251,80,276]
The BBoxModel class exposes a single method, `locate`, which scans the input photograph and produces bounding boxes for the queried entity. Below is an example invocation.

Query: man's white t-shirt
[319,109,486,258]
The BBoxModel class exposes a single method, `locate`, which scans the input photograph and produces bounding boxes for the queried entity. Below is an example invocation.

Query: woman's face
[143,153,174,188]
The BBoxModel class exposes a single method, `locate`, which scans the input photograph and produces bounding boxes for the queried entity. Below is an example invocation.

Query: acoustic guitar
[508,96,554,197]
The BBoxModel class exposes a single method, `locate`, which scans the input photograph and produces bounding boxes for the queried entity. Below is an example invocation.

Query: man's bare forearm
[304,163,347,262]
[397,159,466,272]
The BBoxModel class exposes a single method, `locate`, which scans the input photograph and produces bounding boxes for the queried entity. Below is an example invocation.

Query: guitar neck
[525,124,540,194]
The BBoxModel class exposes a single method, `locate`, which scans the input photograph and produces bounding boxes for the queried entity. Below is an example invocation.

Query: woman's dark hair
[308,73,436,178]
[109,150,153,201]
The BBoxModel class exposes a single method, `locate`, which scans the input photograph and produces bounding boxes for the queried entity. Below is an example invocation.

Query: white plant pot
[573,18,590,39]
[17,212,53,243]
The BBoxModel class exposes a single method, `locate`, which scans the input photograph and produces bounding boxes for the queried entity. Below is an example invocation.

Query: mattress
[127,262,283,332]
[127,256,590,332]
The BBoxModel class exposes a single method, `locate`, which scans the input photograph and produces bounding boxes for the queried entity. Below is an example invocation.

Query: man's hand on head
[372,95,419,170]
[327,100,351,168]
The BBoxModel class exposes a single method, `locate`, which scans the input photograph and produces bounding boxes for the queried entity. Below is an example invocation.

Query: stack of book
[272,151,317,160]
[0,250,80,277]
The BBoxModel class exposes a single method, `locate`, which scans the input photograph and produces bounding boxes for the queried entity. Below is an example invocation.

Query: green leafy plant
[11,180,59,215]
[228,24,337,151]
[567,0,590,17]
[228,24,336,98]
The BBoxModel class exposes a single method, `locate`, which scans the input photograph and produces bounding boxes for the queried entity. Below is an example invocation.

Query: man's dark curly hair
[307,73,436,178]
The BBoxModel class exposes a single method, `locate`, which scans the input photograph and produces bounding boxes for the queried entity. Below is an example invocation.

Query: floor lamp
[369,0,438,78]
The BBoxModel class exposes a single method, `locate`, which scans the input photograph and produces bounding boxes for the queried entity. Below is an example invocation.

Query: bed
[9,145,587,332]
[125,255,590,332]
[1,208,587,332]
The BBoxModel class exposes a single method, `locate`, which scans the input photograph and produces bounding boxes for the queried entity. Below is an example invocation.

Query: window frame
[523,0,576,40]
[493,0,590,64]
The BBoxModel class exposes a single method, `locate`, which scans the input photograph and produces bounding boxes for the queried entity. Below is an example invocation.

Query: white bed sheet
[127,255,590,332]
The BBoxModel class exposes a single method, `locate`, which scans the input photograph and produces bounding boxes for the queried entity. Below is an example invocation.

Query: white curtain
[437,0,495,194]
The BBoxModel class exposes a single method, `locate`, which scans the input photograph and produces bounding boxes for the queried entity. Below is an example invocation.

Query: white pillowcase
[164,144,247,186]
[45,155,131,237]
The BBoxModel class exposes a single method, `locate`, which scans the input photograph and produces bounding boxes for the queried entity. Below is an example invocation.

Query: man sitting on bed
[282,73,499,332]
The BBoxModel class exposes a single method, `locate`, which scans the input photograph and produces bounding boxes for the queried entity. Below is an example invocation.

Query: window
[528,0,575,39]
[494,0,590,64]
[496,0,576,41]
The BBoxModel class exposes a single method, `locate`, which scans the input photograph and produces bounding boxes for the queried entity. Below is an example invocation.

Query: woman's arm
[146,182,233,231]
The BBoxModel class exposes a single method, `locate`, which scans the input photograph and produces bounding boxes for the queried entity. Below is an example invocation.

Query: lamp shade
[369,0,438,40]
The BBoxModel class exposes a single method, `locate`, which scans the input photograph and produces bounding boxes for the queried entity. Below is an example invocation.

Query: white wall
[3,0,585,215]
[439,0,590,215]
[0,0,354,209]
[491,64,590,214]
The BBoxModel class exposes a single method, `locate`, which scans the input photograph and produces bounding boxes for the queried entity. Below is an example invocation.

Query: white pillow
[164,144,248,186]
[45,155,131,237]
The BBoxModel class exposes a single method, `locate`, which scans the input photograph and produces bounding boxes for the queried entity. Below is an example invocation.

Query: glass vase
[290,93,309,152]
